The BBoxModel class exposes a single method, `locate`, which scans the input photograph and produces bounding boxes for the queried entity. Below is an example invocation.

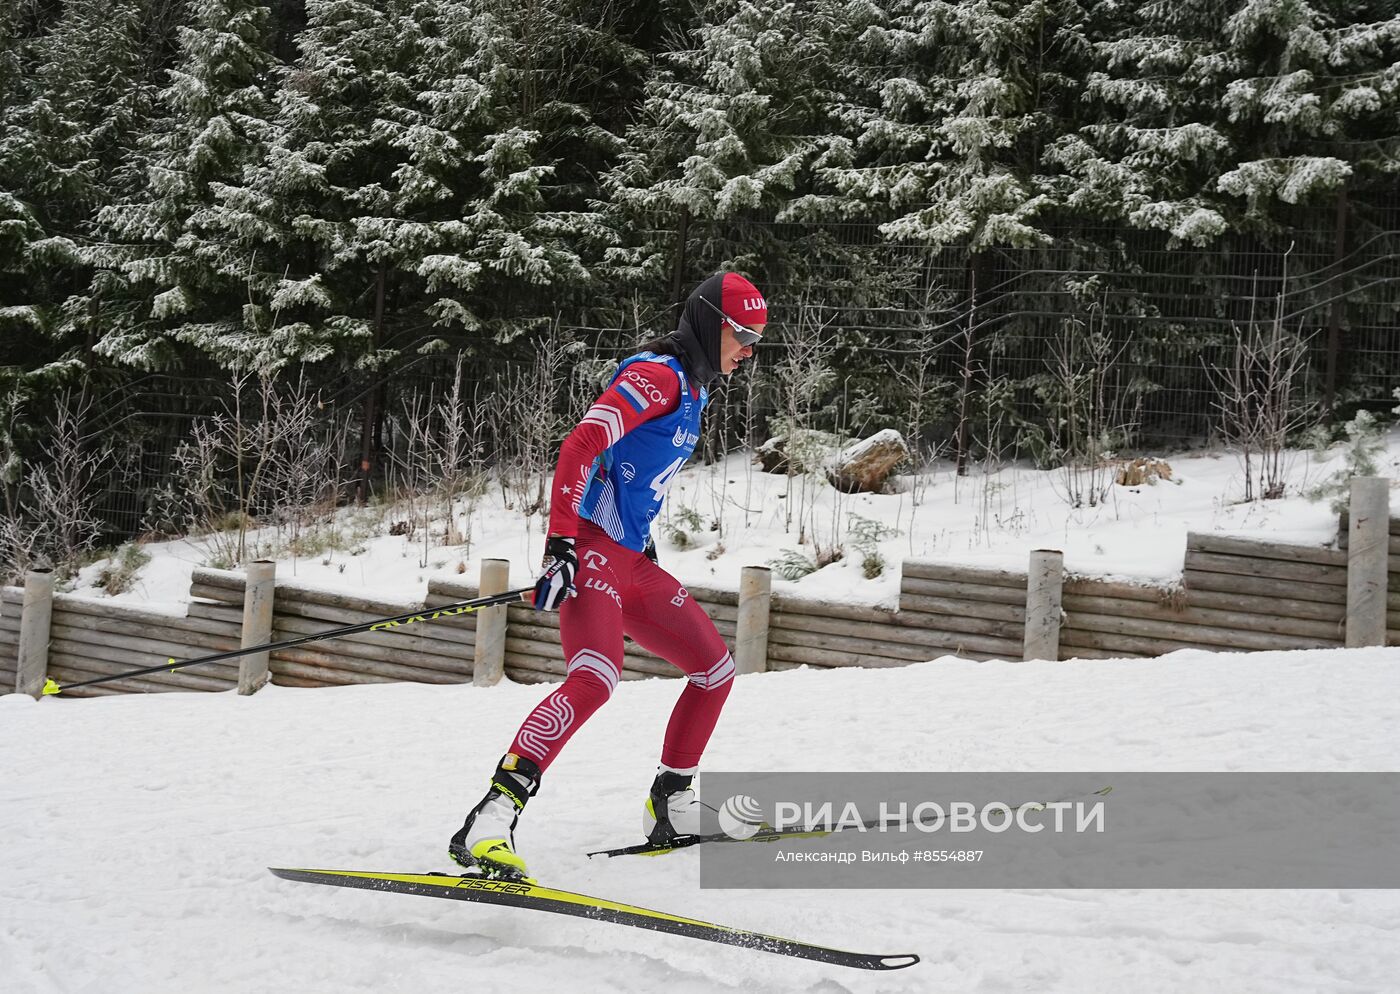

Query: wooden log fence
[239,560,275,695]
[473,559,509,687]
[1345,477,1390,647]
[0,589,17,691]
[4,480,1394,697]
[16,569,53,697]
[1024,550,1064,661]
[734,566,771,675]
[2,585,241,697]
[1337,495,1400,645]
[193,568,477,687]
[894,561,1026,661]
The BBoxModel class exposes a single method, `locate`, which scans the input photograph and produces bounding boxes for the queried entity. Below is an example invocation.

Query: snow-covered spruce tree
[410,0,641,346]
[603,0,862,292]
[1052,1,1400,453]
[605,0,931,447]
[830,0,1097,251]
[181,0,432,373]
[88,0,281,373]
[1051,0,1400,243]
[0,0,184,554]
[0,5,43,361]
[196,0,640,373]
[1212,1,1400,404]
[1214,1,1400,228]
[0,0,161,374]
[1043,0,1238,246]
[821,1,1100,468]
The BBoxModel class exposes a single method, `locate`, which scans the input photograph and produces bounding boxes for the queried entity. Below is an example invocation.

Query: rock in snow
[826,429,911,493]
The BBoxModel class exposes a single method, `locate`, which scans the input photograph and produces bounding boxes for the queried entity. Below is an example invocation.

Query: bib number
[649,456,685,503]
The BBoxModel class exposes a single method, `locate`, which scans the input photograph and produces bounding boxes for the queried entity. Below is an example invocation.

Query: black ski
[268,867,919,971]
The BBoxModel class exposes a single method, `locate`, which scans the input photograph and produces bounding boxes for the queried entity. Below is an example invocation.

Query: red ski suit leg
[508,530,624,771]
[621,557,734,770]
[507,522,733,772]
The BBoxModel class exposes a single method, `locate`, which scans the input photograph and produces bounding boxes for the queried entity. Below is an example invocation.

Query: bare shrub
[1041,296,1143,510]
[388,353,489,567]
[0,391,112,584]
[495,322,582,535]
[1207,254,1316,502]
[769,299,838,541]
[159,372,347,568]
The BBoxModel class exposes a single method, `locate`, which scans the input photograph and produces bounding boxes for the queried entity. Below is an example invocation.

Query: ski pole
[41,586,535,696]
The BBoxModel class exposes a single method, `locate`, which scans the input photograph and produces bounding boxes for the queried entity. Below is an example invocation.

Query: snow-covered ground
[66,427,1400,610]
[2,645,1398,993]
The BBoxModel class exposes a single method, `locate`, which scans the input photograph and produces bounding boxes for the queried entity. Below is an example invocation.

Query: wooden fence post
[1023,550,1064,661]
[17,568,54,697]
[239,560,275,695]
[474,559,509,686]
[734,565,771,675]
[1345,477,1390,648]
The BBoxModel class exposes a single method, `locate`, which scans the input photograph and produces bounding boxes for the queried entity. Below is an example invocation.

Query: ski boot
[642,766,708,846]
[448,754,541,880]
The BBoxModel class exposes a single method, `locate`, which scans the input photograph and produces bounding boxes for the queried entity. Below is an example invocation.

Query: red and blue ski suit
[508,353,734,772]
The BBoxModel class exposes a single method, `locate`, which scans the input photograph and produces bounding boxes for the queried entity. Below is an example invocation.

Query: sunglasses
[699,295,764,346]
[723,314,763,347]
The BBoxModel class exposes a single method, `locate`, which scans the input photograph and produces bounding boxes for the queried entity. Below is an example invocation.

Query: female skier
[448,272,767,879]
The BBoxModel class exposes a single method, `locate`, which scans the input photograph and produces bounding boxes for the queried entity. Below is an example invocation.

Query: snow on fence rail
[1066,535,1347,656]
[5,480,1394,697]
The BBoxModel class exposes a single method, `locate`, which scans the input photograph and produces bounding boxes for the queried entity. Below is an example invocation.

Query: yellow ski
[268,867,918,970]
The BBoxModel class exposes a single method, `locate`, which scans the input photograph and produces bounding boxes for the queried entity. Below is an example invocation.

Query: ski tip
[41,679,61,696]
[269,866,329,882]
[879,954,920,970]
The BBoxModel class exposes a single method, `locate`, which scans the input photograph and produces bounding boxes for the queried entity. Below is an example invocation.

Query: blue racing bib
[577,352,707,551]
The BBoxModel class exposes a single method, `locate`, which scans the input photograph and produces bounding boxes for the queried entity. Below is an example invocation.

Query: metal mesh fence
[13,199,1399,544]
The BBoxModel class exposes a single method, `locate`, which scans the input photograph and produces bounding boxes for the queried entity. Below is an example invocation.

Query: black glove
[642,536,658,565]
[533,536,578,611]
